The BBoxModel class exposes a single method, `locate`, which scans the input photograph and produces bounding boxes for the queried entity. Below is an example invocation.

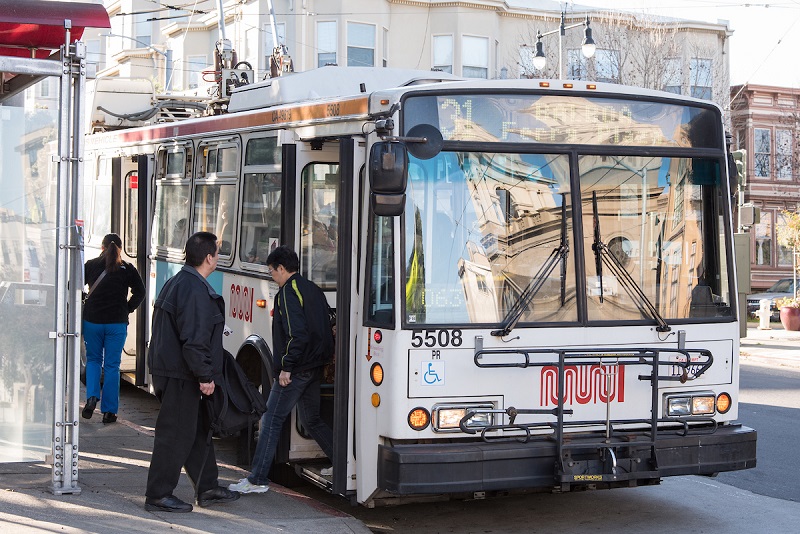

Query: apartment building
[81,1,732,108]
[730,84,800,291]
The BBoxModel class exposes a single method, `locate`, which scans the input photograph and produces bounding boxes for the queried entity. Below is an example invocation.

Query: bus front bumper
[377,424,756,495]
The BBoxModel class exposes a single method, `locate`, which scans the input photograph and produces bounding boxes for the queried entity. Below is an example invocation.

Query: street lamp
[531,12,596,79]
[101,33,173,93]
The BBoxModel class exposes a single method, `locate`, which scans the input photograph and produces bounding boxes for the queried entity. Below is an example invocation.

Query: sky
[574,0,800,88]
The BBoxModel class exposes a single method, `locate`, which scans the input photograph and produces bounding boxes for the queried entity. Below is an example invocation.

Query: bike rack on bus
[458,340,715,487]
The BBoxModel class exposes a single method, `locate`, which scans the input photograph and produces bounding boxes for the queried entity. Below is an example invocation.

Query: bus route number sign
[411,329,463,348]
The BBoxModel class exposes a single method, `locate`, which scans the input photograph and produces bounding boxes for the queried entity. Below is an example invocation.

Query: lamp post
[101,33,173,93]
[530,11,596,79]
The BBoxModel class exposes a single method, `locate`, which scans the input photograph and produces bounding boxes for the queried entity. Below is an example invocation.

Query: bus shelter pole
[50,21,86,495]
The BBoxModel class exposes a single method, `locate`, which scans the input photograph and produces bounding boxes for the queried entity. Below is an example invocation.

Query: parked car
[747,278,799,321]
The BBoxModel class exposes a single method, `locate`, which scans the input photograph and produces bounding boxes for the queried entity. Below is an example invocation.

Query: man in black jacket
[229,246,334,494]
[144,232,240,512]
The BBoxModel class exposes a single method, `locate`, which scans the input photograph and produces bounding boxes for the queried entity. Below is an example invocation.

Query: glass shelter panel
[403,152,575,325]
[579,156,731,321]
[0,87,57,461]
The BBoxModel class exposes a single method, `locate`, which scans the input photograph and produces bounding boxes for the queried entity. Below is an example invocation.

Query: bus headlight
[666,393,716,416]
[667,397,691,416]
[432,403,493,432]
[692,396,715,415]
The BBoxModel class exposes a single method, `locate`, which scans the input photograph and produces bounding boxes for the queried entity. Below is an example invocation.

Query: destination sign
[402,93,721,149]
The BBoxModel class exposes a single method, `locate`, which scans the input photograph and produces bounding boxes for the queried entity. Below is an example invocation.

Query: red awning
[0,0,110,59]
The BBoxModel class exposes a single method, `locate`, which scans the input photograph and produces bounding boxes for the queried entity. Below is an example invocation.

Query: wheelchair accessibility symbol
[421,361,445,386]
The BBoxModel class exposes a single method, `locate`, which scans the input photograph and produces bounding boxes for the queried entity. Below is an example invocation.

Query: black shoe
[102,412,117,424]
[81,397,98,419]
[197,486,240,508]
[144,495,193,513]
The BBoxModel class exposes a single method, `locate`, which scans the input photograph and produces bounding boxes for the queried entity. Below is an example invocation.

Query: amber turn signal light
[408,407,430,431]
[716,392,731,414]
[370,362,384,386]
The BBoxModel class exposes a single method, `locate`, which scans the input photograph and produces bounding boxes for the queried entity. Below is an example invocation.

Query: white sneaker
[228,478,269,494]
[320,466,333,477]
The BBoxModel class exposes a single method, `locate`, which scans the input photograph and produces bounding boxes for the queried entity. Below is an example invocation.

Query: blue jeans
[248,367,333,485]
[83,321,127,414]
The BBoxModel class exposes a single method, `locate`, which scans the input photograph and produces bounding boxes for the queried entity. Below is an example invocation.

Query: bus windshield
[402,150,732,326]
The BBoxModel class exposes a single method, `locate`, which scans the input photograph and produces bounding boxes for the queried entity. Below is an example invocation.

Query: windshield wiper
[591,191,671,333]
[492,197,569,337]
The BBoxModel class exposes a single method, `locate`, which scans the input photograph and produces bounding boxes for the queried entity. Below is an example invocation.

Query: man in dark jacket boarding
[229,245,334,494]
[144,232,240,513]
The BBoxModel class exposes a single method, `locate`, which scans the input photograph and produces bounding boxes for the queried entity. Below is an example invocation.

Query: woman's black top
[83,256,146,324]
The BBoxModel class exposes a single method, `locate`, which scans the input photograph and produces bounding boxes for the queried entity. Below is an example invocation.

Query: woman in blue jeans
[82,233,145,423]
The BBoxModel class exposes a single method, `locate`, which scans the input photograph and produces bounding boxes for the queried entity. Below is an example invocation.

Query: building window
[776,129,793,180]
[317,21,337,67]
[663,57,681,94]
[754,128,771,178]
[264,22,286,50]
[754,211,772,266]
[86,39,102,71]
[38,78,50,98]
[383,27,389,67]
[433,35,453,74]
[777,211,795,267]
[347,22,375,67]
[690,58,712,100]
[595,49,620,83]
[462,35,489,78]
[134,12,151,47]
[187,55,207,89]
[519,46,534,77]
[567,49,587,80]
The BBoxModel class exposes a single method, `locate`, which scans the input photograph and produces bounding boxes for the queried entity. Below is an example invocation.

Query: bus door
[282,135,361,494]
[130,153,153,386]
[99,154,152,386]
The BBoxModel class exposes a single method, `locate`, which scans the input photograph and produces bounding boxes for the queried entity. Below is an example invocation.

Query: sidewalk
[740,322,800,369]
[0,411,371,533]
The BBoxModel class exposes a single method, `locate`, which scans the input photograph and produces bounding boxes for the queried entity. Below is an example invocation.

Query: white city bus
[83,67,756,505]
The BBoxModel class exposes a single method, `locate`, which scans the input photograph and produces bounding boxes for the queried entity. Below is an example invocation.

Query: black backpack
[206,349,267,438]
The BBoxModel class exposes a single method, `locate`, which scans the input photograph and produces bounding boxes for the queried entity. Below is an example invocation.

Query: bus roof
[227,67,462,113]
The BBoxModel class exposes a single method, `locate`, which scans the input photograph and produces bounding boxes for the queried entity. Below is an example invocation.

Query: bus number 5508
[411,329,463,348]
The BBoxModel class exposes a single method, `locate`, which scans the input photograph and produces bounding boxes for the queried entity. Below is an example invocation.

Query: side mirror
[369,142,408,217]
[369,142,408,194]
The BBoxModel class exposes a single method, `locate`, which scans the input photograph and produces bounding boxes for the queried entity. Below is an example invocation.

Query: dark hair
[266,245,299,273]
[185,232,218,267]
[101,233,123,272]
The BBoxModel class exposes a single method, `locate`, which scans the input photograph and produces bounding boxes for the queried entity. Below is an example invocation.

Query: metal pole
[51,19,81,495]
[559,11,565,79]
[166,49,173,93]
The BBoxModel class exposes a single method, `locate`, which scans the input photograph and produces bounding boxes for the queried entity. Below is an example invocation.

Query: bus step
[296,463,334,491]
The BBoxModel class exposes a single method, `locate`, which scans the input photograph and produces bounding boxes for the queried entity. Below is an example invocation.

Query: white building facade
[79,1,731,108]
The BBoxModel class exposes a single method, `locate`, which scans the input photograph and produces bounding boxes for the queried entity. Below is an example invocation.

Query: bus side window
[240,172,282,265]
[367,213,394,326]
[300,163,339,287]
[192,183,236,258]
[240,136,282,267]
